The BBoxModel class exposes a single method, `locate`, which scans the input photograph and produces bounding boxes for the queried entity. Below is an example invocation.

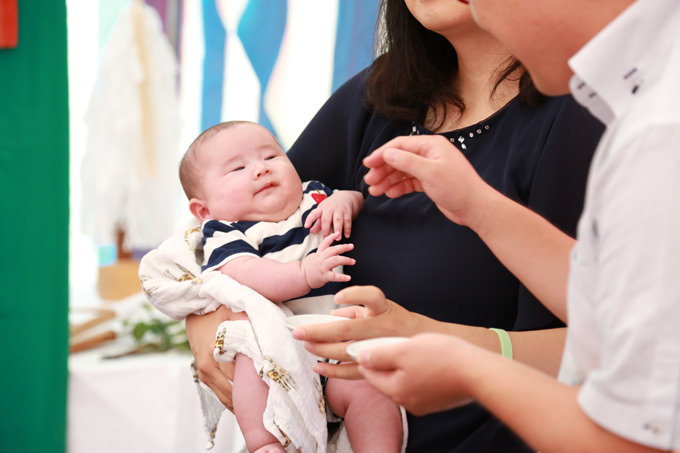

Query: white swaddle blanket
[139,221,408,452]
[202,275,327,452]
[140,220,327,452]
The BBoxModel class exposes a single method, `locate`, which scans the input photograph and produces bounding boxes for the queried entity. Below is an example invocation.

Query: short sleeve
[202,220,260,272]
[576,125,680,449]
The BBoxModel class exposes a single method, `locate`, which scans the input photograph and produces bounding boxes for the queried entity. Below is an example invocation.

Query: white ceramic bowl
[283,314,348,332]
[346,337,410,360]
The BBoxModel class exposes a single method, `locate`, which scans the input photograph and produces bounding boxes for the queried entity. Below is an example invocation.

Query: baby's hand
[304,191,362,238]
[302,232,355,289]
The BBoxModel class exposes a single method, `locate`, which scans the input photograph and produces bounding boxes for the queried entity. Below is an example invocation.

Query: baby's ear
[189,198,211,223]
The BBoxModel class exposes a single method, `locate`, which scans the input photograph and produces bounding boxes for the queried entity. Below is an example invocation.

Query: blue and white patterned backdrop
[179,0,379,150]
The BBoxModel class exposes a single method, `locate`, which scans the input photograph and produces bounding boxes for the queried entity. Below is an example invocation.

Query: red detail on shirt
[311,193,328,204]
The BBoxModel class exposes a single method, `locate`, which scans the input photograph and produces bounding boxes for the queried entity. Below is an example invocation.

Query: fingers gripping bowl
[285,314,409,361]
[283,314,349,331]
[345,337,410,360]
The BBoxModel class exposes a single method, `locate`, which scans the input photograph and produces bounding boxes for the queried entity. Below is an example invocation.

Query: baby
[179,121,403,453]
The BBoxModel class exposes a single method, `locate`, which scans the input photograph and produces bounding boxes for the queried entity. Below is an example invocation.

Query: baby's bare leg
[325,378,402,453]
[233,354,285,453]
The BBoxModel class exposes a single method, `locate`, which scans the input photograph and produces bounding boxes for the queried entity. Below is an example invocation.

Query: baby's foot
[253,442,286,453]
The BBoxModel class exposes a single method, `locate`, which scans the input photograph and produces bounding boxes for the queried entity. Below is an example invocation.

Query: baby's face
[194,123,303,222]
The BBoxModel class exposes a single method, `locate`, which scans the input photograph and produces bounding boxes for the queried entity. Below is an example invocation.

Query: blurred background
[70,0,379,306]
[0,1,379,451]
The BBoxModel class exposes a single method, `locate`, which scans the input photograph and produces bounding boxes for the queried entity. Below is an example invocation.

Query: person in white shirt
[347,0,680,451]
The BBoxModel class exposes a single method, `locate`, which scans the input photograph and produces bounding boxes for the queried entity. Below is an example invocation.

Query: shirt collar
[568,0,680,125]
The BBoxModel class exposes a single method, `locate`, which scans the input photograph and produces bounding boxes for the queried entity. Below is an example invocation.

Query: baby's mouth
[255,182,277,194]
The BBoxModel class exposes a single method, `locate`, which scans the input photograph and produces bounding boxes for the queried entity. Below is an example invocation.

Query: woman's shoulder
[333,66,371,97]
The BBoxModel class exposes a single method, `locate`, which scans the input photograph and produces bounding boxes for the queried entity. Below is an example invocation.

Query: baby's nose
[253,163,271,178]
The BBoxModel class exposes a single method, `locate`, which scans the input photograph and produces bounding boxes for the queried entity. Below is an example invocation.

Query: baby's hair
[179,120,253,199]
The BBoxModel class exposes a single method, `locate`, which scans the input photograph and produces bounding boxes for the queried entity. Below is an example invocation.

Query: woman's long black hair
[365,0,544,129]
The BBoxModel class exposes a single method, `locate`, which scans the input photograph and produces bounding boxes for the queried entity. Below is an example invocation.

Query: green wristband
[489,328,513,360]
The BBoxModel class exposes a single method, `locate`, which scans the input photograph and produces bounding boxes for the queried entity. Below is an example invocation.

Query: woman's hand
[185,305,242,411]
[356,333,479,415]
[292,285,430,379]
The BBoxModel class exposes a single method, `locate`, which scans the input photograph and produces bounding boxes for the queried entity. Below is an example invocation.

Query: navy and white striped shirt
[202,180,342,301]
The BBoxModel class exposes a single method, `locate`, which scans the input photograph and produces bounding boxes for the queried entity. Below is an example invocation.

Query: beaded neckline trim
[409,122,491,151]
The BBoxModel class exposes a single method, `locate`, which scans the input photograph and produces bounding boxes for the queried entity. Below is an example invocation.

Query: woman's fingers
[293,317,351,342]
[195,360,235,411]
[330,305,369,319]
[312,361,362,380]
[335,285,389,316]
[304,338,354,362]
[185,307,238,412]
[293,315,381,343]
[292,286,400,344]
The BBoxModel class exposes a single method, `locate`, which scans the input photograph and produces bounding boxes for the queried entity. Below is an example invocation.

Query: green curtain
[0,1,69,452]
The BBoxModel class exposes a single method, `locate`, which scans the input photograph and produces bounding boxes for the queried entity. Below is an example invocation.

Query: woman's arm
[294,285,566,379]
[185,306,238,410]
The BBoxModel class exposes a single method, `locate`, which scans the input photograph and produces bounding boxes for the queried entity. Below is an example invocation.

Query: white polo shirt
[559,0,680,449]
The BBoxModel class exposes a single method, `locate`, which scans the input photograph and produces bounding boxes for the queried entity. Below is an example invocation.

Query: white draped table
[68,347,246,452]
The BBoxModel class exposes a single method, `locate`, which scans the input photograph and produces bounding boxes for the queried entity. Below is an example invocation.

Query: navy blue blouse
[288,69,604,453]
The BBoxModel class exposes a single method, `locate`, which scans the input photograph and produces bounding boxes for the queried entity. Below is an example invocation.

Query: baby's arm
[218,232,355,302]
[304,190,363,238]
